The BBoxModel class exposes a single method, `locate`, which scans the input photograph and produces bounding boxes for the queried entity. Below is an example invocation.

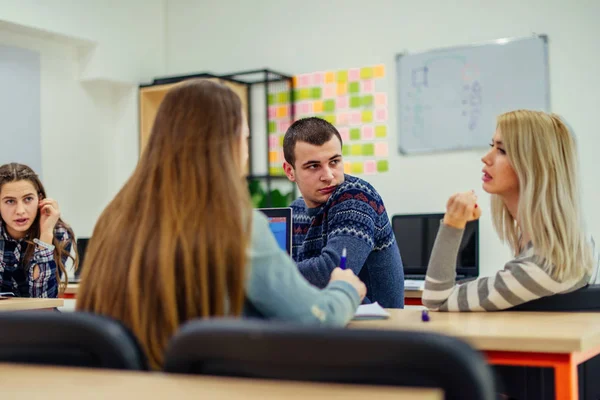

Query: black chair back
[0,311,147,370]
[164,318,495,400]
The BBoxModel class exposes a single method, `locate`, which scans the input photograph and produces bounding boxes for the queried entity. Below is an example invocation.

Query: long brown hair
[76,79,252,369]
[0,163,78,294]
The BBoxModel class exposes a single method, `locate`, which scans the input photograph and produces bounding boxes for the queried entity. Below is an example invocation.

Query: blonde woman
[423,110,599,311]
[76,79,365,369]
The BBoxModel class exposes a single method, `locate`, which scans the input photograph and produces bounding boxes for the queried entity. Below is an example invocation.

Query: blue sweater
[290,174,404,308]
[243,210,361,325]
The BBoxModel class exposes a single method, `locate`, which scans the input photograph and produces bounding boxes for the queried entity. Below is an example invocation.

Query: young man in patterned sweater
[282,117,404,308]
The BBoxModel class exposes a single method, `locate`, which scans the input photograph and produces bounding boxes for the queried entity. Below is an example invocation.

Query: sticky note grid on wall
[267,64,389,176]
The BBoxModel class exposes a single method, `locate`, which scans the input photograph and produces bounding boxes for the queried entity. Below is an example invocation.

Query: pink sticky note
[375,142,389,157]
[364,160,377,175]
[298,102,311,115]
[339,127,350,142]
[361,80,375,93]
[312,72,325,85]
[269,135,279,148]
[336,96,349,109]
[324,84,336,98]
[348,68,360,82]
[350,111,362,125]
[375,108,388,122]
[299,74,311,88]
[337,112,350,126]
[278,120,289,133]
[375,93,387,106]
[361,126,375,140]
[268,106,277,119]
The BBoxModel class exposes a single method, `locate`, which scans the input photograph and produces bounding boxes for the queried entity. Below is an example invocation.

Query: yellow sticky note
[373,64,385,78]
[276,106,288,118]
[375,125,387,138]
[292,76,299,87]
[322,114,336,124]
[336,70,348,82]
[344,162,352,174]
[351,162,364,174]
[325,71,336,84]
[337,82,347,96]
[362,110,373,123]
[313,100,324,113]
[269,151,279,163]
[360,67,374,80]
[351,144,363,156]
[279,136,285,146]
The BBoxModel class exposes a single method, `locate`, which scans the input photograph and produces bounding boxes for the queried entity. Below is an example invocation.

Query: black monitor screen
[392,213,478,277]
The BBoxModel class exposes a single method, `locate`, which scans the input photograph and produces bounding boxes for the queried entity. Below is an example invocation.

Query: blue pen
[339,248,347,269]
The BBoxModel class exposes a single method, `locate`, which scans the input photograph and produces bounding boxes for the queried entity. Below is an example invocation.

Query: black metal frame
[139,68,296,207]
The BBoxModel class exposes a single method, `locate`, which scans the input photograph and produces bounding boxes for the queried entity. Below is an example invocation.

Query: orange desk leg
[484,347,600,400]
[404,298,423,306]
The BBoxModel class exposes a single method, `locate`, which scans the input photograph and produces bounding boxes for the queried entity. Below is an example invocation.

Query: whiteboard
[396,35,549,154]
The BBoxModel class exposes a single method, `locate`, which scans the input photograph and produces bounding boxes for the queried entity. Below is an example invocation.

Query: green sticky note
[268,93,276,105]
[360,67,374,79]
[336,70,348,82]
[350,96,362,108]
[351,162,364,174]
[269,121,277,133]
[377,160,389,172]
[375,125,387,138]
[299,88,311,100]
[322,114,336,124]
[311,87,322,99]
[349,82,360,94]
[323,99,335,112]
[363,143,375,156]
[277,92,289,104]
[292,89,299,101]
[279,135,285,146]
[362,95,374,107]
[351,144,363,156]
[362,110,373,123]
[342,144,350,156]
[350,128,361,141]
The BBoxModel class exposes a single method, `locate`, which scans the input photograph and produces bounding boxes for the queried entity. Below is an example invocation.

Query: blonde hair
[491,110,592,282]
[76,79,252,369]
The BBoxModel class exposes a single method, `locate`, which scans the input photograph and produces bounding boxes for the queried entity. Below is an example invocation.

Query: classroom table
[62,283,79,299]
[0,363,442,400]
[404,289,423,305]
[349,308,600,400]
[0,297,63,311]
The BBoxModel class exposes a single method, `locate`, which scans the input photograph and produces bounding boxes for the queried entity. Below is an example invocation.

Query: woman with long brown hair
[0,163,78,297]
[76,79,365,369]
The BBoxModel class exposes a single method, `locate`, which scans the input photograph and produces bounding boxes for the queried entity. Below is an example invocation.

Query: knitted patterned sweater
[290,174,404,308]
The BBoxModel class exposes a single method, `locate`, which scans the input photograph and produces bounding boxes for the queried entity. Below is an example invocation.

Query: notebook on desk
[257,207,293,256]
[392,213,479,290]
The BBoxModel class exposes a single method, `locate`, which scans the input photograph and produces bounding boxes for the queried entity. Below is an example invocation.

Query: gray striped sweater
[422,222,600,312]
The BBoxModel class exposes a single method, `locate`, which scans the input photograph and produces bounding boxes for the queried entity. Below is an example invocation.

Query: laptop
[392,213,479,289]
[257,207,293,256]
[68,238,90,283]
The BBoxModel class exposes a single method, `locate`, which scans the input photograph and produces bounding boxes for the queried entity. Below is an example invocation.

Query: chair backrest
[0,311,147,370]
[164,318,496,400]
[511,284,600,311]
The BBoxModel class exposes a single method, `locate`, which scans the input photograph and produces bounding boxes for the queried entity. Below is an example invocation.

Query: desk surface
[349,309,600,353]
[65,283,79,295]
[0,297,63,311]
[0,363,442,400]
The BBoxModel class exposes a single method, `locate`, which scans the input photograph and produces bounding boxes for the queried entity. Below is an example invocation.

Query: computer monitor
[392,213,479,279]
[257,207,293,256]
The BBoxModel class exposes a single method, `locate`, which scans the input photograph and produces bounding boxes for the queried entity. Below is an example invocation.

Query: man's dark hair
[283,117,343,167]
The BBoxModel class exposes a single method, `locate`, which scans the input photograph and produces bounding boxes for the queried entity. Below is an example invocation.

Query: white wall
[0,0,167,237]
[165,0,600,277]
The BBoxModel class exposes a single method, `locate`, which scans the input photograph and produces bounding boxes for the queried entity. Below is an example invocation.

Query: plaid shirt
[0,224,71,298]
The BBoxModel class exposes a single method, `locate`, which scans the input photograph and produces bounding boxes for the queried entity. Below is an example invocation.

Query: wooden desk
[404,289,423,305]
[0,297,63,311]
[350,309,600,400]
[62,283,79,299]
[0,363,442,400]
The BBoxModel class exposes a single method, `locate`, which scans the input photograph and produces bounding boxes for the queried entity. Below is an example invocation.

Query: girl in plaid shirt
[0,163,78,297]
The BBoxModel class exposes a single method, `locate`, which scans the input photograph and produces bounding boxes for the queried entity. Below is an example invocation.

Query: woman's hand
[38,197,60,244]
[443,191,481,229]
